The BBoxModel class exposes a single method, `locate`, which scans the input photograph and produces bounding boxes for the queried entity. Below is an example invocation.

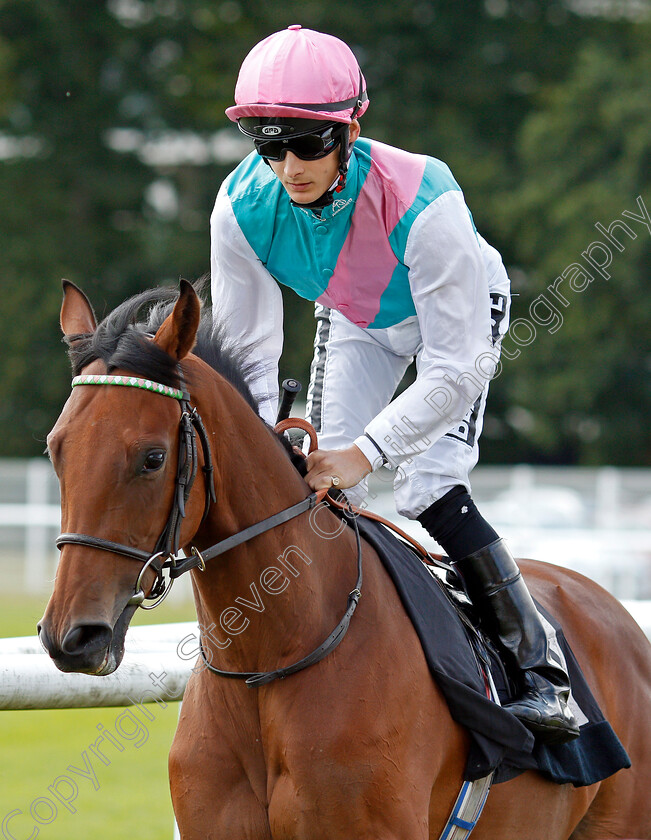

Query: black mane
[65,280,260,414]
[65,280,308,475]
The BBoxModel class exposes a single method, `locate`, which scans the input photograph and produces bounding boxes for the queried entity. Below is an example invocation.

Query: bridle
[56,372,218,609]
[55,371,363,686]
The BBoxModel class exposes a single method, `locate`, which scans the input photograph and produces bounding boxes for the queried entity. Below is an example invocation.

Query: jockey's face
[268,149,339,204]
[268,120,360,205]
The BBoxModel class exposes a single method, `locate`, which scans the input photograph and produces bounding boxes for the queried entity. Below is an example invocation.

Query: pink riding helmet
[226,25,369,124]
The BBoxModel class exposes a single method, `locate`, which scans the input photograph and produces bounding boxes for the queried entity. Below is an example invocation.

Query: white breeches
[305,302,508,519]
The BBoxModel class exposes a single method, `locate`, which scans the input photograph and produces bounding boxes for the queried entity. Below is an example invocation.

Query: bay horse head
[38,278,258,675]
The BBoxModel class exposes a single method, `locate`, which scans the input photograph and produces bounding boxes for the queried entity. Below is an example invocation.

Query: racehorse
[39,280,651,839]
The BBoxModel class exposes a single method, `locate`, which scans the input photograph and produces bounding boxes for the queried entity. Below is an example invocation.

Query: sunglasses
[254,124,344,162]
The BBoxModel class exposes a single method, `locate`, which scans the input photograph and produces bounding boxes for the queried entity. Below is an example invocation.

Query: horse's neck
[190,374,356,672]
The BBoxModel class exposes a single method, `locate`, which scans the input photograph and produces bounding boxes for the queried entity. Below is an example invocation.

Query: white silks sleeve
[355,190,499,470]
[210,186,284,426]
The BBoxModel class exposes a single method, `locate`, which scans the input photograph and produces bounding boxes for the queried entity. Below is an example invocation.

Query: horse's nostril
[37,623,51,654]
[61,623,112,656]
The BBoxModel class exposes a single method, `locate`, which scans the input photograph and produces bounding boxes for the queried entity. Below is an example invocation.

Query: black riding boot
[454,538,580,744]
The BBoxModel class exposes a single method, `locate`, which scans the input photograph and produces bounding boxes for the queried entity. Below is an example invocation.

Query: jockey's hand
[305,445,372,492]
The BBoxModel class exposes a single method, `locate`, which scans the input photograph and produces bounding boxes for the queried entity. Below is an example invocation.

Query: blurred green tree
[0,0,237,453]
[489,30,651,464]
[0,0,648,465]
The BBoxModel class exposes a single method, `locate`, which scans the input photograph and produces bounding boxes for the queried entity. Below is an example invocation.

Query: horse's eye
[142,450,166,473]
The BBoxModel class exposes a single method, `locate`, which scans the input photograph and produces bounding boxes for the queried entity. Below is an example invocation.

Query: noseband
[56,372,217,609]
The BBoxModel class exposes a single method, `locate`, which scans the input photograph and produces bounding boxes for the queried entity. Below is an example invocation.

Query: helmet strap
[260,125,354,209]
[334,125,352,192]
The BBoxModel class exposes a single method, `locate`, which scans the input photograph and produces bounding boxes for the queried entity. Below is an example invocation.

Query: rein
[198,502,363,687]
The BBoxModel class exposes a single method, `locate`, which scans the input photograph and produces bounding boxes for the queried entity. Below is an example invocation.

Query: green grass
[1,594,198,839]
[0,704,180,839]
[0,594,46,638]
[0,592,198,638]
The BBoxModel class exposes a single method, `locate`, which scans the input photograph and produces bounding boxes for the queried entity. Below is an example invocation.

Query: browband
[71,374,185,401]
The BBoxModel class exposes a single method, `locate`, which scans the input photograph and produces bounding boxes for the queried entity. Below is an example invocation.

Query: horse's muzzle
[38,620,115,675]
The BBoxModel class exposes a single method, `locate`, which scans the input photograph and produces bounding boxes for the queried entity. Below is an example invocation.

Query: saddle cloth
[353,513,631,785]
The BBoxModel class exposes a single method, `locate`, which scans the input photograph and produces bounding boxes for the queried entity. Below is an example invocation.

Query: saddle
[331,502,630,787]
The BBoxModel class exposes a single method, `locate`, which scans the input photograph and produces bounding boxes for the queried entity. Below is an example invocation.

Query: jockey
[211,24,579,744]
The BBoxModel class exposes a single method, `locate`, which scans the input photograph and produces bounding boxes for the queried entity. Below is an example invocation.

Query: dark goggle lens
[254,128,341,161]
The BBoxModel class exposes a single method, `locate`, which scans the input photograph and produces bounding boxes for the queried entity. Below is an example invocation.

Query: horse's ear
[60,280,97,336]
[154,280,201,361]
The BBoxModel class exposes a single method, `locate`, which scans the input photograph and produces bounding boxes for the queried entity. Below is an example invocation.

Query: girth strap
[437,774,494,840]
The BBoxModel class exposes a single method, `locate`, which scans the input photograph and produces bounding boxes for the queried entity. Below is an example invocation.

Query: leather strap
[201,492,324,562]
[199,502,363,687]
[327,494,452,572]
[56,533,151,563]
